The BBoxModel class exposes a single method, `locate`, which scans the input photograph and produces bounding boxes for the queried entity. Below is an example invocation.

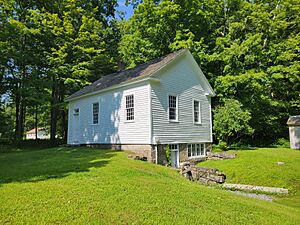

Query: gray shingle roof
[287,116,300,126]
[66,49,187,101]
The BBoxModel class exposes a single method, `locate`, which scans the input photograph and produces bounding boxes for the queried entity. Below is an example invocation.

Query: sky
[116,0,134,20]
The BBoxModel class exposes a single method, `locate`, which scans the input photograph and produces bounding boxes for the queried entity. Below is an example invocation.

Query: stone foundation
[157,144,167,165]
[83,142,212,165]
[86,144,154,162]
[153,142,212,165]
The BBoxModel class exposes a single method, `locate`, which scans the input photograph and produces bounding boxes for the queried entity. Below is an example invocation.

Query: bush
[272,138,290,148]
[216,141,228,151]
[165,145,171,166]
[214,99,254,147]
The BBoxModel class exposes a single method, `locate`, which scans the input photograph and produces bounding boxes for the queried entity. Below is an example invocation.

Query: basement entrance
[170,144,179,168]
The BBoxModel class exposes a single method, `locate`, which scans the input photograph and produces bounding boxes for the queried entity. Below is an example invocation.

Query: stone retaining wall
[180,162,226,184]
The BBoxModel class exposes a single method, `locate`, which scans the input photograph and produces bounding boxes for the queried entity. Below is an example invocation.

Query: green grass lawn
[0,147,299,224]
[198,148,300,208]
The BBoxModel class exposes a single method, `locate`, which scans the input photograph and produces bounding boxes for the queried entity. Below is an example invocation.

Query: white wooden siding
[67,82,150,145]
[151,54,212,144]
[67,51,213,146]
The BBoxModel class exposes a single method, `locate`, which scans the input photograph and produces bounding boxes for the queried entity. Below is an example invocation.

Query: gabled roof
[66,48,215,101]
[287,116,300,126]
[66,49,187,101]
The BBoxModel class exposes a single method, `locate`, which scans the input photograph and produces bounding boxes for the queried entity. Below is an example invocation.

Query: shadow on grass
[0,147,116,185]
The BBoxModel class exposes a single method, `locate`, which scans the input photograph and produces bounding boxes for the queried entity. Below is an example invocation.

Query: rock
[131,155,148,161]
[179,162,226,184]
[134,156,141,160]
[206,152,236,160]
[277,162,285,165]
[180,161,191,167]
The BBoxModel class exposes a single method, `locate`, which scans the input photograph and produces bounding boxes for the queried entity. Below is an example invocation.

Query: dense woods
[0,0,299,146]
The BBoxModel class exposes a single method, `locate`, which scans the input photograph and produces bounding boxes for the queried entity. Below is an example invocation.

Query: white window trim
[187,143,206,158]
[168,94,179,122]
[124,94,135,123]
[193,99,202,124]
[169,144,179,152]
[92,102,99,125]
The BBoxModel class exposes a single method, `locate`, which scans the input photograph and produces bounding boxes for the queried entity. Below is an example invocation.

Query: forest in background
[0,0,299,146]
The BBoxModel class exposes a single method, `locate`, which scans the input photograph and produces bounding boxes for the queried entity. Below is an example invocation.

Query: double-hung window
[125,94,134,121]
[92,102,99,124]
[188,144,206,157]
[193,100,201,123]
[168,95,178,121]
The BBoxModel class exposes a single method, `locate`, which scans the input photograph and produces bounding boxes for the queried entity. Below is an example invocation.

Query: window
[92,102,99,124]
[169,144,178,151]
[73,108,79,115]
[168,95,178,121]
[125,94,134,121]
[193,100,201,123]
[188,144,206,157]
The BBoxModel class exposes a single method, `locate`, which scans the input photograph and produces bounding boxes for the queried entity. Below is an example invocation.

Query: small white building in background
[26,128,50,140]
[66,49,215,167]
[287,116,300,149]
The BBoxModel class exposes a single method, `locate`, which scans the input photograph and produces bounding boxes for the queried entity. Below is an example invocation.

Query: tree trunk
[15,83,21,140]
[22,104,26,139]
[59,81,67,141]
[15,80,25,140]
[35,104,38,140]
[50,76,59,143]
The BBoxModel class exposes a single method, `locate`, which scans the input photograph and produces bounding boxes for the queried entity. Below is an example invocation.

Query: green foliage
[165,144,171,166]
[0,147,299,224]
[272,138,290,148]
[1,0,300,145]
[0,104,14,139]
[0,0,119,140]
[119,0,300,145]
[214,99,254,147]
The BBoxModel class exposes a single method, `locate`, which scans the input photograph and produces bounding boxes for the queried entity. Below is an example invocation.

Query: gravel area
[227,190,274,201]
[223,183,288,194]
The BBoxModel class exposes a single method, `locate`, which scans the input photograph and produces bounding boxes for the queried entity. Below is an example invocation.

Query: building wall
[67,82,150,145]
[26,131,50,140]
[151,53,212,144]
[156,143,211,166]
[289,126,300,149]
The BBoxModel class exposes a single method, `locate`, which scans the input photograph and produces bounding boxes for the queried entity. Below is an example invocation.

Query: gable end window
[193,100,201,123]
[73,108,79,115]
[92,102,99,124]
[125,94,134,121]
[168,95,178,121]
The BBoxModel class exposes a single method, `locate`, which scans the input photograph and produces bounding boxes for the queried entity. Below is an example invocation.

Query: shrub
[214,99,254,148]
[165,145,171,166]
[272,138,290,148]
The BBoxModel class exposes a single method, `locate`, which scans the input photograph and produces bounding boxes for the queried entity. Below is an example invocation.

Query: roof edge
[65,49,188,102]
[65,76,152,102]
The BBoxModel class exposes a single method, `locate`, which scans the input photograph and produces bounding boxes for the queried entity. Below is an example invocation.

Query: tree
[0,0,119,142]
[30,0,119,142]
[213,99,254,148]
[119,0,300,145]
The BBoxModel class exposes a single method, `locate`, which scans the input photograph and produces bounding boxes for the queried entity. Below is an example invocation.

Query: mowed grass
[199,148,300,208]
[0,147,299,224]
